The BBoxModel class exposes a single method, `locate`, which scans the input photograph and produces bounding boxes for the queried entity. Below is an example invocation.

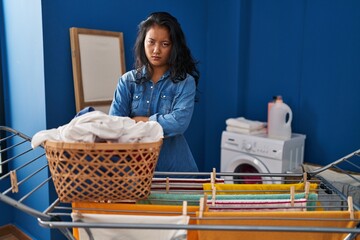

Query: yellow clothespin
[348,196,354,220]
[10,171,19,193]
[290,186,295,207]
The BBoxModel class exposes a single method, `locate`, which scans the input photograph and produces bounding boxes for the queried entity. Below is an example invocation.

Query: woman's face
[144,24,172,70]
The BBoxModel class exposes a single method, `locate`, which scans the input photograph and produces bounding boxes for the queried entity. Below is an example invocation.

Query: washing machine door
[221,153,276,184]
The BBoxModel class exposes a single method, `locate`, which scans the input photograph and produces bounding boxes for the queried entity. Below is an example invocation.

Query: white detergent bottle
[268,98,292,140]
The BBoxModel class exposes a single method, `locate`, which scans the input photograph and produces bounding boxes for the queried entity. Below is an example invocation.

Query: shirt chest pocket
[130,93,143,117]
[159,91,175,114]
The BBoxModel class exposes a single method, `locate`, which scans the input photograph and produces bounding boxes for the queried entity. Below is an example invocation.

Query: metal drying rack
[0,126,359,240]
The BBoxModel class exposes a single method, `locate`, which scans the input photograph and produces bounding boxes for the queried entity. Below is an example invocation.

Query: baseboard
[0,224,32,240]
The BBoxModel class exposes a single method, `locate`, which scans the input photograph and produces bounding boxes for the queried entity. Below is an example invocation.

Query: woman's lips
[152,56,161,61]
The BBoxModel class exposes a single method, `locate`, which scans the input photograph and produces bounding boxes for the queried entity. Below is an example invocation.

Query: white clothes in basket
[31,111,163,148]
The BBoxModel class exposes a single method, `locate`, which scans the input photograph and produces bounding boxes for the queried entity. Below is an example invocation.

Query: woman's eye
[162,42,170,47]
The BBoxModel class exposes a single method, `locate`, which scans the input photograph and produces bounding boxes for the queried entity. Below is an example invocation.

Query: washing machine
[221,131,306,184]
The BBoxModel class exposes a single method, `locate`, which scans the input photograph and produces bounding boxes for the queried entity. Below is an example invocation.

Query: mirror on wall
[70,27,126,113]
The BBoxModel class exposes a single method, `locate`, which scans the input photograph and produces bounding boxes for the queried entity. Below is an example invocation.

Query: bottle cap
[274,95,283,103]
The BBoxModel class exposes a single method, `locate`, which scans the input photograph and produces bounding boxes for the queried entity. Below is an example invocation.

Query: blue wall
[301,0,360,164]
[206,0,360,170]
[203,1,244,171]
[243,0,360,165]
[0,0,10,228]
[1,0,49,239]
[1,0,360,239]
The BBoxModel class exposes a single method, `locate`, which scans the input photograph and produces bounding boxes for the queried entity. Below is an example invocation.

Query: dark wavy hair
[134,12,200,86]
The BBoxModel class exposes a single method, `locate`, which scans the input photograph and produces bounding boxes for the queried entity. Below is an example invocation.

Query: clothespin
[211,186,216,206]
[199,197,204,218]
[199,193,208,218]
[290,186,295,207]
[182,201,188,216]
[10,171,19,193]
[73,210,84,219]
[166,177,170,194]
[211,168,216,189]
[348,196,354,220]
[303,172,307,184]
[305,181,310,199]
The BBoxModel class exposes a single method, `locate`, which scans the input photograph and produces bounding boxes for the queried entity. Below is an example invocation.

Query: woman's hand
[132,116,149,122]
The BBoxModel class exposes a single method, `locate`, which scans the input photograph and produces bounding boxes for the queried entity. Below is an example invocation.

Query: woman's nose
[153,44,160,54]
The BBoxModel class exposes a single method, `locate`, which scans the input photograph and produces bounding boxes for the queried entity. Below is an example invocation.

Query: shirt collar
[140,66,171,82]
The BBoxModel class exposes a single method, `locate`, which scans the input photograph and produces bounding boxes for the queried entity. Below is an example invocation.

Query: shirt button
[146,100,150,104]
[150,86,153,89]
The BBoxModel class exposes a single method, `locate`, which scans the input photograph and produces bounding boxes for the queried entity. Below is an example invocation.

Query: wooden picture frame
[70,27,126,113]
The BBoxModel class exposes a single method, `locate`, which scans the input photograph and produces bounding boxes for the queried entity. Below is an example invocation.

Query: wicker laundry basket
[44,140,162,203]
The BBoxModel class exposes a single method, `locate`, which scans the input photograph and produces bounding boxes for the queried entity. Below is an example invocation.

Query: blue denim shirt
[109,68,199,173]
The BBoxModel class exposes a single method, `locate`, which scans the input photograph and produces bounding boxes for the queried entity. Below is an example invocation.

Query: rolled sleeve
[109,73,132,117]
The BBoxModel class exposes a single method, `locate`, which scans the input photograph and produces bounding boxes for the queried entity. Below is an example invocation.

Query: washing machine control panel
[221,131,285,160]
[241,140,284,159]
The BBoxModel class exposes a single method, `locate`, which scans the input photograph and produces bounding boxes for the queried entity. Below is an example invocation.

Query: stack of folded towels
[226,117,267,135]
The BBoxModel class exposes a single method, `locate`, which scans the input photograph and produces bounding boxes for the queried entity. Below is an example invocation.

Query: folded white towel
[31,111,164,148]
[226,117,266,130]
[226,126,267,135]
[207,198,307,212]
[71,213,190,240]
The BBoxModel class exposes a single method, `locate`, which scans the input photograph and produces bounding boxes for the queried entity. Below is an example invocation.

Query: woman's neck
[151,65,169,83]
